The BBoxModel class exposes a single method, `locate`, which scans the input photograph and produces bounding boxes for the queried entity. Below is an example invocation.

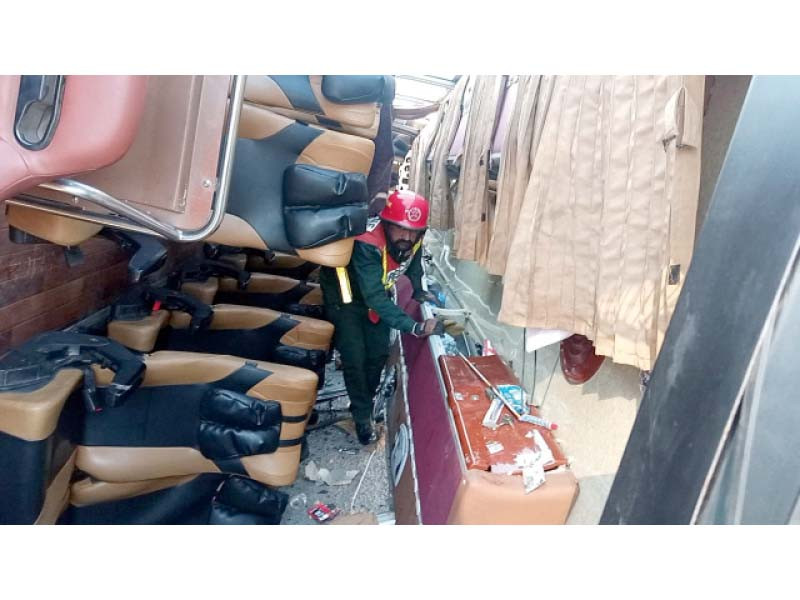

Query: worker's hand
[412,318,445,338]
[413,290,444,308]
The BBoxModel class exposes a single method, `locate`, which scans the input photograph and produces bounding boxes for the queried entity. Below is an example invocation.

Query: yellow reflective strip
[336,267,352,304]
[381,247,390,289]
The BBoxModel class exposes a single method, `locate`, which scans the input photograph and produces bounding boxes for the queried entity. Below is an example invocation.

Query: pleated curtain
[426,75,470,230]
[405,74,704,370]
[484,75,556,276]
[497,76,704,370]
[452,75,506,263]
[407,109,441,200]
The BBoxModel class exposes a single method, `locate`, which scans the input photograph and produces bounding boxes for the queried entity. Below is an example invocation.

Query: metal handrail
[7,194,160,237]
[11,75,246,242]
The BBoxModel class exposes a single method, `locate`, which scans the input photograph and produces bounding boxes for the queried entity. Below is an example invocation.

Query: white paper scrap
[522,464,546,494]
[486,441,504,455]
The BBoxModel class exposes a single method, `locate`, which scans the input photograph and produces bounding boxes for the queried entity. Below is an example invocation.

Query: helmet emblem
[406,207,422,222]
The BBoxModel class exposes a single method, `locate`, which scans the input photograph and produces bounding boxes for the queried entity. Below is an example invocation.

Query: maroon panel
[397,276,463,525]
[386,347,421,525]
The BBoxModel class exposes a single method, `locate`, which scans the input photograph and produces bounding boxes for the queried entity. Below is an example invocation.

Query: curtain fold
[407,109,441,200]
[484,75,557,276]
[426,75,470,230]
[453,76,506,263]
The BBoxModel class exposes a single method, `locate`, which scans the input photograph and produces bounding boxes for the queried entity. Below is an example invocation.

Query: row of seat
[109,283,331,382]
[0,246,335,524]
[0,331,317,525]
[0,75,395,524]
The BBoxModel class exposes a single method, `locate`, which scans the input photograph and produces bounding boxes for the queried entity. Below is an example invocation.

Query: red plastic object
[560,334,605,385]
[307,502,340,523]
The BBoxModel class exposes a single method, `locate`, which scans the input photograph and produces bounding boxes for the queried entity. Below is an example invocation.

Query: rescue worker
[319,190,443,445]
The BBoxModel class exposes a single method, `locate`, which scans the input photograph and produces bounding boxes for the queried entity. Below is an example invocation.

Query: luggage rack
[6,75,246,243]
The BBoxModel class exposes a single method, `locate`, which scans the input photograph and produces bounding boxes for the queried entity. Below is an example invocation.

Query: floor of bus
[280,362,394,525]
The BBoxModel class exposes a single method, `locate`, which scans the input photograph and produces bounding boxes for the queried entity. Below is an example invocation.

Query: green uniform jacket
[319,241,424,333]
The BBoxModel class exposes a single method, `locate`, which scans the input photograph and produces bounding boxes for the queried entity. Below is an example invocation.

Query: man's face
[385,222,423,253]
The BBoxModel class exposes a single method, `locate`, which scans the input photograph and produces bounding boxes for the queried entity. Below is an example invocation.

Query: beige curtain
[407,109,441,199]
[484,75,556,276]
[426,75,470,230]
[453,75,506,263]
[498,75,704,370]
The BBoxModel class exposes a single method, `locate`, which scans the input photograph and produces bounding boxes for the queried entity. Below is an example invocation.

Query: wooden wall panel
[0,209,201,355]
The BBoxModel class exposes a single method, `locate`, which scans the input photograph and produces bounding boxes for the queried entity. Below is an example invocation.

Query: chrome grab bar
[9,74,245,243]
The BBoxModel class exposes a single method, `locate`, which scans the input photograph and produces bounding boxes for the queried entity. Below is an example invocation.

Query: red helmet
[379,190,429,231]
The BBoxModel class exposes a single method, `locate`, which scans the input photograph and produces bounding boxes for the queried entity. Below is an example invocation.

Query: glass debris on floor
[280,359,394,525]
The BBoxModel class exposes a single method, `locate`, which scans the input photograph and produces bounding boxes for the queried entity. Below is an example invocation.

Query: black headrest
[283,164,368,208]
[282,164,368,249]
[321,75,394,105]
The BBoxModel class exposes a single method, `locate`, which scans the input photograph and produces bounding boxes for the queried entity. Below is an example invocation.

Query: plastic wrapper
[496,384,526,415]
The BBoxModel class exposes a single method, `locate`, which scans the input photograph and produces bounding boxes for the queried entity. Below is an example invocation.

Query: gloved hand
[441,319,465,336]
[412,318,445,338]
[412,290,444,308]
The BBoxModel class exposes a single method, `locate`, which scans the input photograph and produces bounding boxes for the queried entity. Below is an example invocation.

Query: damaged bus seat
[194,275,323,320]
[206,100,374,268]
[175,259,326,320]
[107,284,332,385]
[6,76,382,293]
[244,75,393,140]
[0,75,147,202]
[74,349,317,488]
[60,473,288,525]
[0,365,79,524]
